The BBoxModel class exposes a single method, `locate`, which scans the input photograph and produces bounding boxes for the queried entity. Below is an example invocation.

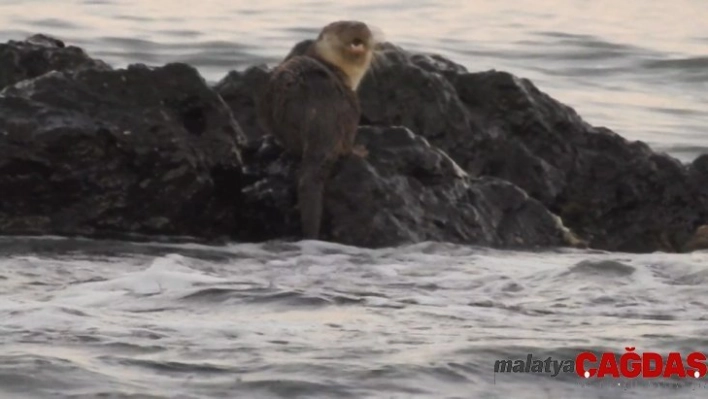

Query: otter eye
[351,38,364,46]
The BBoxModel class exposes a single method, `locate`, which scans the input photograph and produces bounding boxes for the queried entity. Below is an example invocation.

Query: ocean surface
[0,1,707,398]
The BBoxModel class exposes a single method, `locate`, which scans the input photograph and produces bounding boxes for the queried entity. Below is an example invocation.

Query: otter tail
[263,56,358,240]
[297,156,333,240]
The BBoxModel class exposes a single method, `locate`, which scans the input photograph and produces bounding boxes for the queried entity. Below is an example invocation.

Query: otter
[257,20,377,240]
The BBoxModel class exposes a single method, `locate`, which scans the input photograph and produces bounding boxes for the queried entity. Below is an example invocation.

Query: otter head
[314,20,377,91]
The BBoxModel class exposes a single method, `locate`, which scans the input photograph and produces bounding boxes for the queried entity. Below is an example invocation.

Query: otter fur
[257,21,377,239]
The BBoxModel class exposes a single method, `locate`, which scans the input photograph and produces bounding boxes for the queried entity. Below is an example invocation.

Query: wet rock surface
[0,41,245,239]
[214,65,271,142]
[325,127,577,248]
[222,39,707,252]
[0,33,111,89]
[237,126,577,248]
[452,71,707,253]
[689,154,708,207]
[1,34,706,252]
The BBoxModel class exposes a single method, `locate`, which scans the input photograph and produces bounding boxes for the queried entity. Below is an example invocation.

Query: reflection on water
[0,0,706,161]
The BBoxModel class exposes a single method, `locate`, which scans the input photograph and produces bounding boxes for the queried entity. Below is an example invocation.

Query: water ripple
[0,236,706,397]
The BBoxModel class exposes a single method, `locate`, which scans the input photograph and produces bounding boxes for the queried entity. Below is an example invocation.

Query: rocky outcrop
[214,65,271,142]
[0,53,245,238]
[685,155,708,251]
[1,34,706,252]
[0,34,111,89]
[219,40,708,252]
[690,154,708,207]
[237,126,579,248]
[0,35,576,249]
[452,71,707,253]
[325,127,578,248]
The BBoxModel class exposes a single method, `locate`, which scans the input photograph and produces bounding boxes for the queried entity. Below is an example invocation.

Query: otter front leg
[297,158,332,240]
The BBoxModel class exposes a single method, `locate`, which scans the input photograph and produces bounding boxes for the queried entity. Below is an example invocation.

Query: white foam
[50,254,227,307]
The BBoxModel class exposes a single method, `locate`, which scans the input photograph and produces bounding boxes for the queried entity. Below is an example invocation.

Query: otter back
[258,55,360,159]
[257,55,362,239]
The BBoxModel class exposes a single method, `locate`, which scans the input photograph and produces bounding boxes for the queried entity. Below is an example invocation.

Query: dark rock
[234,135,301,242]
[683,225,708,252]
[0,57,245,238]
[225,40,481,168]
[357,43,479,173]
[237,125,580,249]
[361,46,706,252]
[326,126,579,248]
[213,65,271,142]
[0,34,111,90]
[213,40,476,147]
[3,34,703,253]
[226,39,705,252]
[284,39,315,61]
[689,154,708,206]
[687,154,708,249]
[374,42,470,80]
[408,52,468,79]
[454,71,706,252]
